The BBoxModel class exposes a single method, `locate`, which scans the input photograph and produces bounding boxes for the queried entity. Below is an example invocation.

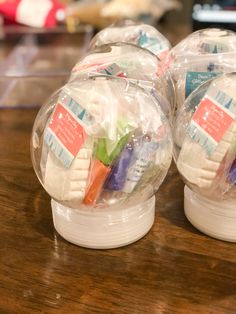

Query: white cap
[51,196,155,249]
[184,185,236,242]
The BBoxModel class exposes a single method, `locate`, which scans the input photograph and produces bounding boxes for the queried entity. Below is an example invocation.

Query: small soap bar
[43,140,93,201]
[178,120,236,189]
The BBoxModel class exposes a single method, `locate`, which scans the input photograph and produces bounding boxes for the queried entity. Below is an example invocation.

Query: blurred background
[0,0,235,108]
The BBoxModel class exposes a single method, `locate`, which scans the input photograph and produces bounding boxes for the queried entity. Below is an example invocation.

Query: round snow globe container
[174,73,236,242]
[89,20,171,61]
[31,75,173,249]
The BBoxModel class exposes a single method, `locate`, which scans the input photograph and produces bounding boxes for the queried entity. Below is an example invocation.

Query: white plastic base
[51,196,155,249]
[184,185,236,242]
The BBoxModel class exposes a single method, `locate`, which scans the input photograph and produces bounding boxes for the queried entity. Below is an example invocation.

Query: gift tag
[44,92,94,168]
[185,71,219,98]
[187,84,236,155]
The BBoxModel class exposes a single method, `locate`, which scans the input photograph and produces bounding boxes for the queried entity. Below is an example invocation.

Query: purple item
[105,144,134,191]
[229,159,236,184]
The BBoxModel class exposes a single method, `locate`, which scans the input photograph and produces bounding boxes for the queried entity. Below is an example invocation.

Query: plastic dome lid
[167,28,236,109]
[171,28,236,58]
[89,20,171,60]
[69,42,175,117]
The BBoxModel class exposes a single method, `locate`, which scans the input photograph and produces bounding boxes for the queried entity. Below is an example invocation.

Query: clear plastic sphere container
[174,73,236,242]
[31,75,173,249]
[89,20,171,61]
[69,42,175,118]
[167,28,236,111]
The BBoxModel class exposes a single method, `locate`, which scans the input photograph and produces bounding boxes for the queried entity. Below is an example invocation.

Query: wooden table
[0,108,236,313]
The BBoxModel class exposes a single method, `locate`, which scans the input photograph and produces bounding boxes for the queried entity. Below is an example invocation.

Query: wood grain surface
[0,108,236,314]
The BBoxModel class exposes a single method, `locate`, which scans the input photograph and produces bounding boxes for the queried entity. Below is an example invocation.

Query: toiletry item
[95,134,130,166]
[123,136,159,193]
[44,139,93,202]
[42,90,96,202]
[229,159,236,184]
[83,159,111,205]
[85,131,131,202]
[177,122,236,189]
[105,142,134,191]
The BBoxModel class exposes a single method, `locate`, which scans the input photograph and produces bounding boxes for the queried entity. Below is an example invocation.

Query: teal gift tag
[138,31,168,56]
[185,71,219,98]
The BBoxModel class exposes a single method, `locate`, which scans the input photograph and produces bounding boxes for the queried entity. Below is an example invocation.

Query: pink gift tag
[45,102,87,168]
[192,97,233,143]
[49,104,87,156]
[187,84,236,155]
